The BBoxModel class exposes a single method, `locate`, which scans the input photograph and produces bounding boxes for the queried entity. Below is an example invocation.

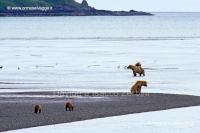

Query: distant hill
[0,0,153,16]
[0,0,81,10]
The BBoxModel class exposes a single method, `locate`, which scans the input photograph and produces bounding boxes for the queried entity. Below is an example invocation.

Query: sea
[0,12,200,95]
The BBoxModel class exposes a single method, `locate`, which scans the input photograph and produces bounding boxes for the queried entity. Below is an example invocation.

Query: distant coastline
[0,0,153,16]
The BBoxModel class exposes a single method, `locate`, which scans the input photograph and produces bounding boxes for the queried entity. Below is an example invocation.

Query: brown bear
[34,105,42,114]
[127,62,145,77]
[131,81,147,94]
[65,102,74,111]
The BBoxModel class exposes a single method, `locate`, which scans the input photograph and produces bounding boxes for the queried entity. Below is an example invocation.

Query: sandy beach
[0,92,200,132]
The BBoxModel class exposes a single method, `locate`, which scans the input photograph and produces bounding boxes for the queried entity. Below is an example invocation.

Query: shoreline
[0,92,200,132]
[0,12,153,17]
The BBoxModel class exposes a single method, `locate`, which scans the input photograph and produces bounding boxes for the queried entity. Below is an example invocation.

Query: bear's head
[127,65,131,69]
[135,62,141,66]
[137,81,147,87]
[141,81,147,87]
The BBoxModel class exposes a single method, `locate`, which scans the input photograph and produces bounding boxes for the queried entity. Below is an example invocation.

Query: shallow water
[0,13,200,95]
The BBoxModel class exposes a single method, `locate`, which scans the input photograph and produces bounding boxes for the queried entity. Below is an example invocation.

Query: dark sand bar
[0,92,200,132]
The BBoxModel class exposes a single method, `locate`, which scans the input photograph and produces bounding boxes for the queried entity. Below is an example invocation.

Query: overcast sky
[76,0,200,12]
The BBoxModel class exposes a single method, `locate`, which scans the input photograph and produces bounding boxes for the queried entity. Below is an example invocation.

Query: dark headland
[0,92,200,132]
[0,0,153,16]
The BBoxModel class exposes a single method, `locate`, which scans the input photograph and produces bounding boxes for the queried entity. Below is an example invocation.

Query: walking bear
[34,105,42,114]
[127,62,145,77]
[65,102,74,111]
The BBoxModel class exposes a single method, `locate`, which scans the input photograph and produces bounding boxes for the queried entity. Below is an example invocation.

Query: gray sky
[76,0,200,12]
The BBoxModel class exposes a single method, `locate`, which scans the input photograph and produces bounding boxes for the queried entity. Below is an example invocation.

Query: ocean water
[0,12,200,95]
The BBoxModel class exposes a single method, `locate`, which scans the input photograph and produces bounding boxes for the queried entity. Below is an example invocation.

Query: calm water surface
[0,13,200,95]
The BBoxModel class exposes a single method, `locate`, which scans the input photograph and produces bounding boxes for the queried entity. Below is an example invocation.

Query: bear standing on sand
[34,105,42,114]
[131,81,147,94]
[65,102,74,111]
[127,62,145,77]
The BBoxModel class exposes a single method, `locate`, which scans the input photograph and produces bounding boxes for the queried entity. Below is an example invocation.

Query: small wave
[144,67,180,71]
[35,65,55,68]
[1,36,200,41]
[30,54,42,57]
[0,82,44,85]
[88,65,101,68]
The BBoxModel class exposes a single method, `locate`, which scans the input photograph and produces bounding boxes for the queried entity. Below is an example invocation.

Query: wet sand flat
[0,92,200,132]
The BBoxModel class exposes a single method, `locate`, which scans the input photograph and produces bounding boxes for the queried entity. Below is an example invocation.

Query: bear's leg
[132,70,137,77]
[136,86,140,94]
[142,70,145,76]
[34,108,37,114]
[138,87,141,94]
[136,89,139,94]
[133,72,137,77]
[133,89,137,94]
[131,89,134,94]
[142,72,145,76]
[39,109,41,114]
[66,106,70,111]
